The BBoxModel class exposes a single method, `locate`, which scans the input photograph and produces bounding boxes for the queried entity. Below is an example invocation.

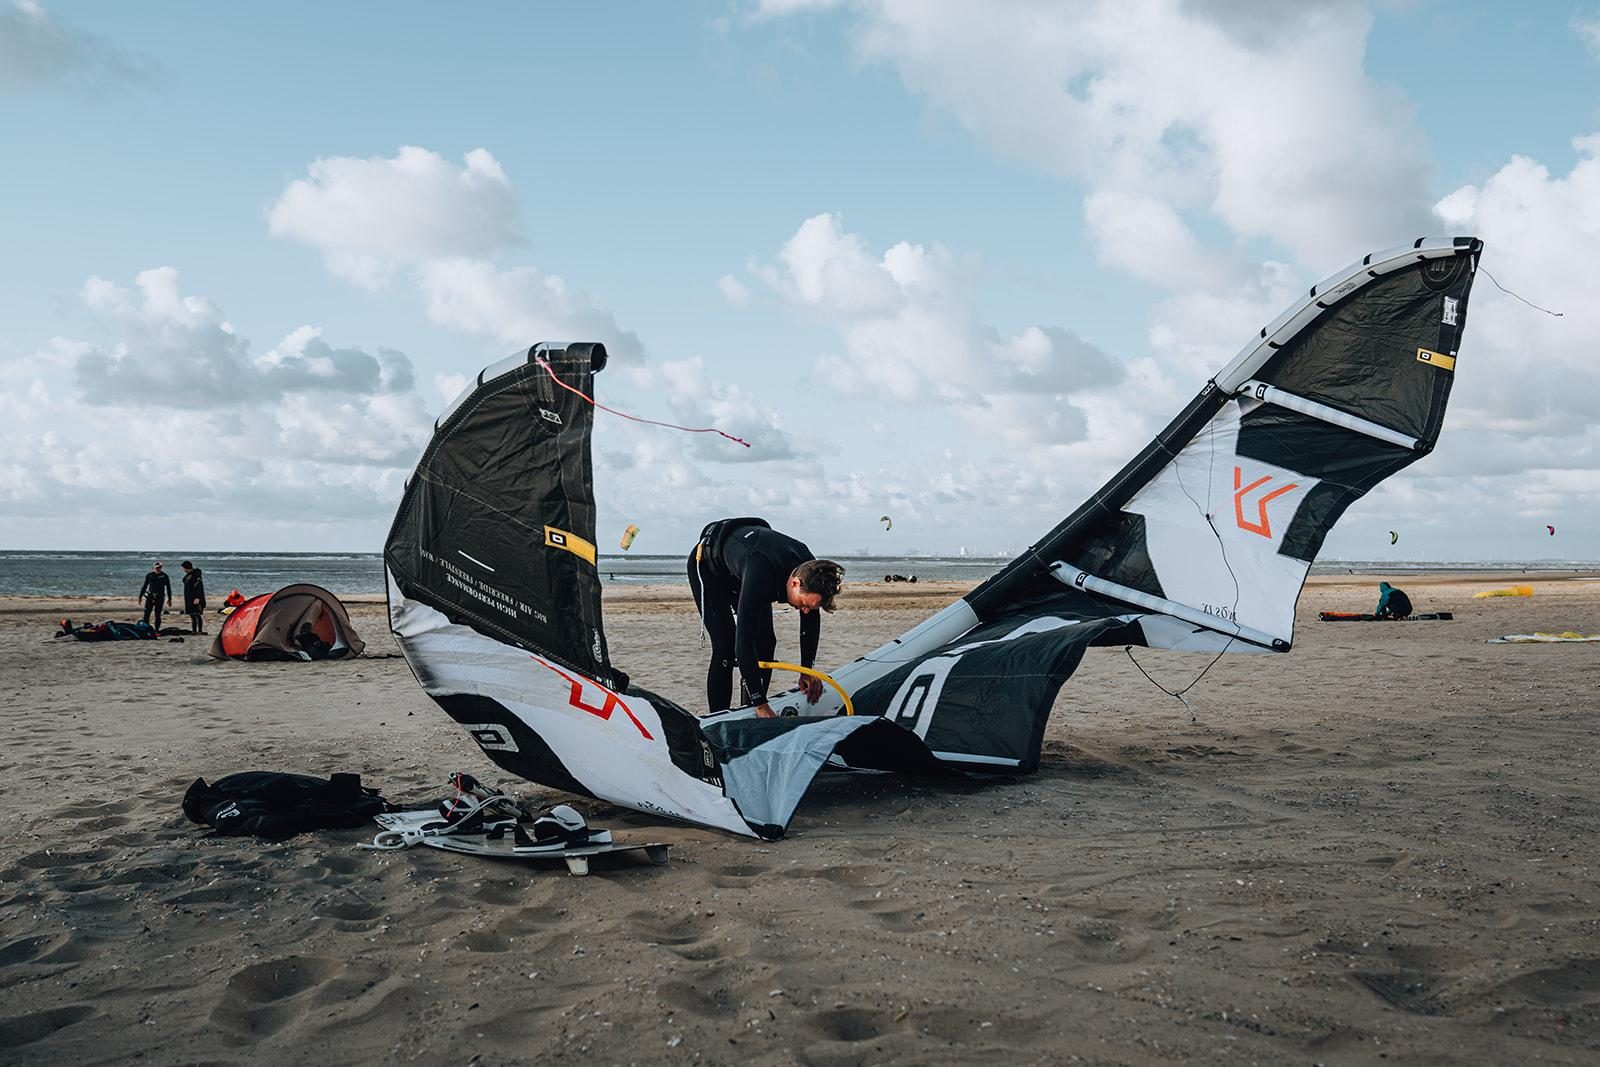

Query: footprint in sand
[210,956,345,1040]
[710,862,770,888]
[779,864,892,889]
[1495,957,1600,1007]
[656,964,740,1018]
[626,910,729,962]
[0,1004,98,1048]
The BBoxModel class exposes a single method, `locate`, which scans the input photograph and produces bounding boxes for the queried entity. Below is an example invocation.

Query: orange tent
[208,584,365,661]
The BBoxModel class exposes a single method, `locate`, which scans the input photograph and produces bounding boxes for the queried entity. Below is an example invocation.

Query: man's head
[181,561,193,571]
[787,559,845,614]
[152,562,163,573]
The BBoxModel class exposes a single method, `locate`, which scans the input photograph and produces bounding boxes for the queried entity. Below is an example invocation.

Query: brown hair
[793,559,845,612]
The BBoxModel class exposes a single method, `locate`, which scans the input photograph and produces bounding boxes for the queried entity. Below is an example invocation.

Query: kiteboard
[1488,631,1600,644]
[368,809,669,875]
[1317,611,1453,622]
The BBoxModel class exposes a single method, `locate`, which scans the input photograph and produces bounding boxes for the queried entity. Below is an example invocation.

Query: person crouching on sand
[181,560,206,634]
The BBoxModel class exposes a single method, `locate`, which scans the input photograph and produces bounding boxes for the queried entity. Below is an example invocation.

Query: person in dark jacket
[138,561,172,630]
[180,560,206,634]
[686,518,844,718]
[1375,581,1413,619]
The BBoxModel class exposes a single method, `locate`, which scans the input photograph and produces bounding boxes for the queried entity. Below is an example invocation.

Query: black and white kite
[385,238,1483,838]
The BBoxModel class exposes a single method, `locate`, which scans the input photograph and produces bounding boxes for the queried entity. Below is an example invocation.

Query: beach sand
[2,573,1598,1064]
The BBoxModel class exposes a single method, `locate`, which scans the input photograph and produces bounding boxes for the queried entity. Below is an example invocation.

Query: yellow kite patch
[544,525,596,565]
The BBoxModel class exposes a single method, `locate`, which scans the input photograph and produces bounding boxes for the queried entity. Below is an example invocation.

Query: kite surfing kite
[1389,530,1399,545]
[1547,525,1556,536]
[385,237,1482,838]
[880,515,893,532]
[619,523,640,551]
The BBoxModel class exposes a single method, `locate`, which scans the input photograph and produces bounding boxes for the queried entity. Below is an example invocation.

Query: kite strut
[535,359,751,448]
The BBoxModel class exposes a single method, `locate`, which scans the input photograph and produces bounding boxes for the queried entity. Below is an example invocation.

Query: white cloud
[0,0,159,94]
[1,270,435,539]
[414,258,644,363]
[268,146,525,288]
[766,1,1433,270]
[1573,13,1600,60]
[623,356,799,463]
[750,214,1123,444]
[71,268,416,407]
[1416,137,1600,534]
[716,273,750,305]
[433,372,469,405]
[270,147,645,363]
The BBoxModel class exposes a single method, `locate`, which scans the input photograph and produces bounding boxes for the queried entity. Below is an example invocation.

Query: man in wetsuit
[138,561,173,630]
[180,560,206,634]
[687,518,845,718]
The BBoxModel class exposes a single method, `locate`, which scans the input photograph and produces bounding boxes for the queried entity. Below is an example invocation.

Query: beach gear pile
[183,771,392,840]
[365,773,670,875]
[57,619,160,641]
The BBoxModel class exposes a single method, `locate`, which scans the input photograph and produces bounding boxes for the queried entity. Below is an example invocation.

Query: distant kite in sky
[1547,524,1556,536]
[620,523,640,550]
[880,515,892,532]
[1389,530,1399,545]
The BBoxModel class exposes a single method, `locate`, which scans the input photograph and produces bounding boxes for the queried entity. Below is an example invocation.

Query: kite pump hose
[758,661,854,716]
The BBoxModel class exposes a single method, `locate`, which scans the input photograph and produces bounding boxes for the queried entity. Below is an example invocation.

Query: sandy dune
[2,574,1598,1064]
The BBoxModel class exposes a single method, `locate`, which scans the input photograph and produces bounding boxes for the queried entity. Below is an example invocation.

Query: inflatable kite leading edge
[385,238,1483,838]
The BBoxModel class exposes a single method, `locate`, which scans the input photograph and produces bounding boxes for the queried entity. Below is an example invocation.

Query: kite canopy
[386,239,1482,838]
[210,584,364,661]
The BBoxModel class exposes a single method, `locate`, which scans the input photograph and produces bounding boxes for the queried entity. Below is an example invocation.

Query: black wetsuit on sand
[687,522,819,712]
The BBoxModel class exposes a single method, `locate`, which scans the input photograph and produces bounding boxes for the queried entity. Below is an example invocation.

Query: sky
[2,1,1598,561]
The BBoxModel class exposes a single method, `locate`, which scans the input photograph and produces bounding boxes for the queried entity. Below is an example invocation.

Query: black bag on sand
[183,771,391,840]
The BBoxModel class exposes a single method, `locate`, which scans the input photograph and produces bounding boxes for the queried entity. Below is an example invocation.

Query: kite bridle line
[1121,390,1238,721]
[533,358,752,448]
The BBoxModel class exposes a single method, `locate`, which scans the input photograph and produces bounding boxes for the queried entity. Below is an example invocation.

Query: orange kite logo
[1233,466,1298,538]
[530,655,654,739]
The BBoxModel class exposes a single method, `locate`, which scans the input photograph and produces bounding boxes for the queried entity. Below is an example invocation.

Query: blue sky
[3,1,1598,560]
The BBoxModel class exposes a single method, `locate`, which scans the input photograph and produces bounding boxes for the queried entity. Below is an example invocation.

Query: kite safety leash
[535,359,751,448]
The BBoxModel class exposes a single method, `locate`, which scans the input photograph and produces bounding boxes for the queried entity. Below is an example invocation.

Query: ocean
[2,550,1595,598]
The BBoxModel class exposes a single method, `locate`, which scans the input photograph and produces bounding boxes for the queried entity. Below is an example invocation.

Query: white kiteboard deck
[371,810,670,876]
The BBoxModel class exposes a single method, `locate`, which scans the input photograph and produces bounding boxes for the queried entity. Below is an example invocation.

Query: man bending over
[687,518,844,718]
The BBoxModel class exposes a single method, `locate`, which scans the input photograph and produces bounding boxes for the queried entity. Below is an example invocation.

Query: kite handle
[758,661,854,716]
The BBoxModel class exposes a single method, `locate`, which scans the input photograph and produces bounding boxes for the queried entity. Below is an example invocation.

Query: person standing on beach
[138,561,172,630]
[180,560,206,634]
[687,518,844,718]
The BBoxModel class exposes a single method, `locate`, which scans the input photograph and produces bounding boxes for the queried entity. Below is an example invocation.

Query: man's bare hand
[754,703,777,719]
[798,674,824,704]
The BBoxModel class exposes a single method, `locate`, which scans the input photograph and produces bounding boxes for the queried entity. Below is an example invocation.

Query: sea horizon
[2,549,1596,599]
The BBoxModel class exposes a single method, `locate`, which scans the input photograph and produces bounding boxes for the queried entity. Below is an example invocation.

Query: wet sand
[2,573,1598,1064]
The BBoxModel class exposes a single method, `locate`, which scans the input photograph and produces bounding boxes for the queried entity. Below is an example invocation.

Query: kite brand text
[1202,603,1238,622]
[421,547,545,622]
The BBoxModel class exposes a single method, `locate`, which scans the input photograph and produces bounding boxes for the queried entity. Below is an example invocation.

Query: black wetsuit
[139,570,172,629]
[687,521,819,712]
[182,567,206,633]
